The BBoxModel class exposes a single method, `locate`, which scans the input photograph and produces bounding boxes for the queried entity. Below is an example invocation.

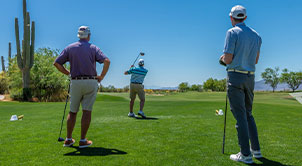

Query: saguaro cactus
[8,42,11,61]
[1,56,5,72]
[15,0,35,101]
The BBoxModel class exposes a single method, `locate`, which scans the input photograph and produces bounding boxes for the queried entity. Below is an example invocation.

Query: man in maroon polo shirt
[54,26,110,148]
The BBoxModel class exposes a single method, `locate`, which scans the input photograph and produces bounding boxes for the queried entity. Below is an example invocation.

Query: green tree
[203,78,226,91]
[190,84,203,92]
[108,85,116,92]
[203,78,215,91]
[178,82,190,92]
[123,85,130,92]
[280,69,302,92]
[261,67,280,92]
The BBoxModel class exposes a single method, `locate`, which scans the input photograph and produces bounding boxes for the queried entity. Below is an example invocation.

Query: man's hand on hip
[96,75,104,83]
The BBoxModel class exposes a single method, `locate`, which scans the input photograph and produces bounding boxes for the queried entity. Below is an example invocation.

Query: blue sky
[1,0,302,88]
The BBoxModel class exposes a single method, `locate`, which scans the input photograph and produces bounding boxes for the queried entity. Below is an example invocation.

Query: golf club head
[140,52,145,56]
[58,137,65,142]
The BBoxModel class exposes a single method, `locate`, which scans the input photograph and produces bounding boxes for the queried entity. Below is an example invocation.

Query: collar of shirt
[79,39,89,43]
[235,22,246,27]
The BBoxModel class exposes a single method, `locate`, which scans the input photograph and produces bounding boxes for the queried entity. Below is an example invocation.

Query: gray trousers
[227,72,260,156]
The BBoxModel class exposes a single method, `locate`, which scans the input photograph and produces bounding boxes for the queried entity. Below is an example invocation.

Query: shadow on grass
[64,146,127,156]
[249,157,292,166]
[135,117,159,120]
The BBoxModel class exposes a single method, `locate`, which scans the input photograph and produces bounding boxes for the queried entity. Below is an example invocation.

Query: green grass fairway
[0,92,301,165]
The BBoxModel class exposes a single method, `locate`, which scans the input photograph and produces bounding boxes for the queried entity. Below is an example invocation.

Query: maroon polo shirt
[55,40,107,77]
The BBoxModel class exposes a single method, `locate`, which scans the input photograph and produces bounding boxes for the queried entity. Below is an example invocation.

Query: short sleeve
[258,36,262,52]
[55,48,69,65]
[95,47,108,64]
[127,67,135,74]
[223,30,237,54]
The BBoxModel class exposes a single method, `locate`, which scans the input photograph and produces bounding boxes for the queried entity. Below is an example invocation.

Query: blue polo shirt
[127,66,148,84]
[223,22,262,72]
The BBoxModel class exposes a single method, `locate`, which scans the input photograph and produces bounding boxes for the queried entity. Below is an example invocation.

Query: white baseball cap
[138,59,144,66]
[229,5,246,19]
[77,26,91,38]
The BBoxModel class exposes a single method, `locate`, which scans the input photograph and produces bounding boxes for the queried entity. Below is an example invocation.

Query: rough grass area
[0,92,301,165]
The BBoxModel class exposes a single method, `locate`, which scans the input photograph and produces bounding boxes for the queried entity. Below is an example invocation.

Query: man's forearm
[255,52,260,64]
[100,59,110,77]
[53,62,70,76]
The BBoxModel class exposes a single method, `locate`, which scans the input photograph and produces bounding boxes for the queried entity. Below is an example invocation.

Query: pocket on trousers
[228,73,246,89]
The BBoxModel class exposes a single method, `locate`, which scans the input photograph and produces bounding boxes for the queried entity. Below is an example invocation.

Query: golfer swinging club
[220,5,262,164]
[54,26,110,148]
[124,59,148,118]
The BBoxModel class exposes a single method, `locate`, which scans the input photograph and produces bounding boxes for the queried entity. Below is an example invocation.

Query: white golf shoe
[251,149,262,158]
[230,152,253,164]
[128,112,137,118]
[138,110,146,118]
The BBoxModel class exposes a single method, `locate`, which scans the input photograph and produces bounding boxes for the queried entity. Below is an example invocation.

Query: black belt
[131,82,142,84]
[72,76,98,80]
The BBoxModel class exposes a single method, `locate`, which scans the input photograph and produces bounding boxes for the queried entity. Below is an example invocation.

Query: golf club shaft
[222,79,228,154]
[132,53,141,66]
[58,83,70,139]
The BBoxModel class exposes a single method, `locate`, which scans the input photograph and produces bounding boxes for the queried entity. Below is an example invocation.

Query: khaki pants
[70,79,98,113]
[130,83,145,100]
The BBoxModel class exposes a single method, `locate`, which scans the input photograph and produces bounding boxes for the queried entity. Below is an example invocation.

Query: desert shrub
[8,48,69,101]
[0,72,9,94]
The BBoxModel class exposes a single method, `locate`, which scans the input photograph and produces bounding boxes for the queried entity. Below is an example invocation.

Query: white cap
[229,5,246,19]
[77,26,91,39]
[10,115,18,121]
[138,59,144,66]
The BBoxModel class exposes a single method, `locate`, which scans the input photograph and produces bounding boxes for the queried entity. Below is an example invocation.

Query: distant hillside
[145,80,302,91]
[255,80,302,91]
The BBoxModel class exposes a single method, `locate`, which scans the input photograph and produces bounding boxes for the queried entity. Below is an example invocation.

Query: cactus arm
[9,42,11,60]
[21,40,25,69]
[23,0,27,35]
[1,56,5,72]
[25,12,31,68]
[15,18,23,70]
[30,21,35,68]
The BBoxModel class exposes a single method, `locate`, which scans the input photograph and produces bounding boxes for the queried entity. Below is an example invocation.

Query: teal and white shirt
[127,66,148,84]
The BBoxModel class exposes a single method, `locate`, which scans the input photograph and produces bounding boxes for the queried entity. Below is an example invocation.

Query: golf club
[58,83,70,142]
[222,78,228,154]
[132,52,144,66]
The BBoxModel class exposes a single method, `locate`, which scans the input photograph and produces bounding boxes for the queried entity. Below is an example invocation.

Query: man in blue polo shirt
[220,5,262,164]
[124,59,148,118]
